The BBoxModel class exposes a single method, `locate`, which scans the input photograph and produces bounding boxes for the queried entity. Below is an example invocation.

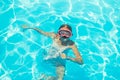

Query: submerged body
[22,24,83,80]
[44,42,67,66]
[45,41,68,60]
[42,35,71,80]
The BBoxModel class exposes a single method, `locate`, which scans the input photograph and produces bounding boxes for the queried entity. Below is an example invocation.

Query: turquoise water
[0,0,120,80]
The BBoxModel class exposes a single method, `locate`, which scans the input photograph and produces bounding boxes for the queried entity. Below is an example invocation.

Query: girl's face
[58,26,72,38]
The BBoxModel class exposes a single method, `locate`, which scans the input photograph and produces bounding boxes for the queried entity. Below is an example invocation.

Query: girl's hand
[22,25,29,29]
[75,58,83,64]
[60,53,67,59]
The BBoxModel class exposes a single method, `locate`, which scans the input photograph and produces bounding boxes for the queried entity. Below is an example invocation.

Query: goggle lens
[58,30,72,37]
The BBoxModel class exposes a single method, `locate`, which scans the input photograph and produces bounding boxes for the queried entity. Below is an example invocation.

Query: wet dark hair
[59,24,72,32]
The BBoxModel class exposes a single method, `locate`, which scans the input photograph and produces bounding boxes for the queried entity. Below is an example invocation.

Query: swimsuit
[43,42,69,66]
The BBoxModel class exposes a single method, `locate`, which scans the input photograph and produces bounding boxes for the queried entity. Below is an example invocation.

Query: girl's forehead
[60,27,69,30]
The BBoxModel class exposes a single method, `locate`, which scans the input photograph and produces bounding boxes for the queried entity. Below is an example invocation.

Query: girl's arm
[61,44,83,65]
[22,25,56,38]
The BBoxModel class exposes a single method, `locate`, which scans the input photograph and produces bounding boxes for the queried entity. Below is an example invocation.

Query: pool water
[0,0,120,80]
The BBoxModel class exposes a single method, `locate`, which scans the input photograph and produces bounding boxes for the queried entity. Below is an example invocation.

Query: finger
[22,25,28,28]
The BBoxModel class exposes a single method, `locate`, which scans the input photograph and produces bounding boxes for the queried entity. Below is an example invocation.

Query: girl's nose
[62,34,66,36]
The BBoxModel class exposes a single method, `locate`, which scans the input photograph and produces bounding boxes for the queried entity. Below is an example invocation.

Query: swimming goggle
[58,30,72,38]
